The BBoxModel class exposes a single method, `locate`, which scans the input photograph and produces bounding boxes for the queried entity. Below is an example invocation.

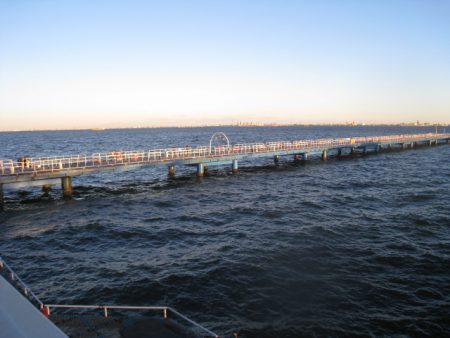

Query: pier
[0,132,449,205]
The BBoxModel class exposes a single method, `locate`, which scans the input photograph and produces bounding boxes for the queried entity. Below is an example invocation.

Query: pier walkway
[1,132,449,204]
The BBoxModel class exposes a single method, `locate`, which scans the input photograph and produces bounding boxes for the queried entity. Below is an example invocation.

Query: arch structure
[209,132,230,154]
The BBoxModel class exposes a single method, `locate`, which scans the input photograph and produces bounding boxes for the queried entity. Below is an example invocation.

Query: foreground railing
[0,256,44,308]
[0,256,219,338]
[45,304,219,338]
[0,133,448,176]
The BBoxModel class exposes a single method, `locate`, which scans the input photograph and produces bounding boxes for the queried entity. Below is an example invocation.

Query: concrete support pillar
[196,163,204,177]
[301,153,309,161]
[410,143,414,149]
[375,145,381,153]
[402,143,406,150]
[42,184,52,196]
[0,184,4,210]
[322,150,328,160]
[232,160,239,173]
[429,140,433,146]
[274,155,280,164]
[168,165,175,177]
[61,176,72,197]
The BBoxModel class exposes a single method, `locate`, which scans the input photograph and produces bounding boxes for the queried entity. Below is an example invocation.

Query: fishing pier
[1,132,449,206]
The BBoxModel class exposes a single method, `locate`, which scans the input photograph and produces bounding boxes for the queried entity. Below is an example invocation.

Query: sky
[0,0,450,130]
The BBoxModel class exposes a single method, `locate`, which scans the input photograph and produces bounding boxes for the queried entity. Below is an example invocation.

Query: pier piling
[42,184,52,196]
[274,155,280,165]
[322,150,328,160]
[301,153,309,161]
[196,163,204,177]
[0,184,3,209]
[61,176,72,197]
[232,160,239,173]
[168,165,175,177]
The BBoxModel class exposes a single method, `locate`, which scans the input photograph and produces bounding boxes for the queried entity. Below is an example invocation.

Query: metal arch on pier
[209,132,230,154]
[0,132,449,200]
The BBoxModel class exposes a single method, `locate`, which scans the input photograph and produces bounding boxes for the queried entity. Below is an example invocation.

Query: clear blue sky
[1,0,449,130]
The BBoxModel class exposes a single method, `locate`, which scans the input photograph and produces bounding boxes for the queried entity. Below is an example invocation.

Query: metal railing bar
[0,257,44,307]
[1,257,219,337]
[45,304,219,337]
[45,304,167,310]
[168,307,219,337]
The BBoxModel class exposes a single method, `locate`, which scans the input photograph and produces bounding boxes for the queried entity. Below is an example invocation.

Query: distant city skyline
[2,120,449,133]
[1,0,450,131]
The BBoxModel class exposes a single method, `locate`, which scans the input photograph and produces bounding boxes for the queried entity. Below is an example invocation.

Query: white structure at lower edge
[0,275,68,338]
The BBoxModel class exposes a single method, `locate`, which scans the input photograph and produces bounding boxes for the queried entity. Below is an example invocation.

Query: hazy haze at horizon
[1,0,450,131]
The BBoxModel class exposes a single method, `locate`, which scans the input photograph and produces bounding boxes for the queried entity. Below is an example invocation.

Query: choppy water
[1,126,450,337]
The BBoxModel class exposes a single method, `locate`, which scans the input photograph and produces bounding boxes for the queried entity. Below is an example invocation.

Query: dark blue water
[1,126,450,337]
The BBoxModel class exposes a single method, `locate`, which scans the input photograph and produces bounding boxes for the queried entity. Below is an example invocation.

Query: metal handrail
[0,256,219,337]
[1,133,449,176]
[0,257,44,308]
[45,304,219,337]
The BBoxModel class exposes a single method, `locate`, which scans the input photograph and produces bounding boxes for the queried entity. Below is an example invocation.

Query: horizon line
[1,122,449,133]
